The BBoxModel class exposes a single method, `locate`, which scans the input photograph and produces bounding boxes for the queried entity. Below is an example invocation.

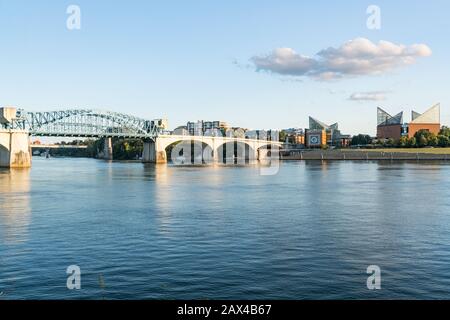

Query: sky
[1,0,449,135]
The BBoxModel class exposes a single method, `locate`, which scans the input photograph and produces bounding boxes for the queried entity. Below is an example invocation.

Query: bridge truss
[9,109,161,139]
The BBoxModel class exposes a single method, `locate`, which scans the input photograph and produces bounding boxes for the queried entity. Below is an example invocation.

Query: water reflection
[149,163,231,235]
[0,168,31,244]
[147,164,173,234]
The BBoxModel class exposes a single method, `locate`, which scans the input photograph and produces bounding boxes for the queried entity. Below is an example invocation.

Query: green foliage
[385,138,396,147]
[398,136,409,148]
[351,134,372,146]
[440,126,450,137]
[112,139,143,160]
[36,139,99,158]
[407,137,417,148]
[428,135,438,147]
[83,138,144,160]
[279,130,288,142]
[417,135,427,147]
[86,139,104,157]
[414,129,437,148]
[438,135,450,147]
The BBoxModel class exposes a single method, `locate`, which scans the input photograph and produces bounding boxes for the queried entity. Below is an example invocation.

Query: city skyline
[1,0,449,135]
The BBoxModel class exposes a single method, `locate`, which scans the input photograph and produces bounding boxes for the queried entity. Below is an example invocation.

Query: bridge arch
[255,143,282,160]
[164,139,215,164]
[215,141,257,164]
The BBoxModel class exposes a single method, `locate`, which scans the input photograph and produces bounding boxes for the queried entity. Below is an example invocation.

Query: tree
[407,137,417,148]
[414,129,436,147]
[417,135,428,147]
[398,136,408,148]
[112,139,143,160]
[438,135,450,147]
[428,134,438,147]
[440,126,450,137]
[385,138,396,147]
[351,134,372,146]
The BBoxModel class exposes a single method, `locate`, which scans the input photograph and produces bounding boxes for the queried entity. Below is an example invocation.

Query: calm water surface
[1,157,450,299]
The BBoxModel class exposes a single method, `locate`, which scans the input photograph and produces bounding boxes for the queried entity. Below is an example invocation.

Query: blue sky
[0,0,449,135]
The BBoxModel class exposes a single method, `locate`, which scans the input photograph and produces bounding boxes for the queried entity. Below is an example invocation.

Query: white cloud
[348,91,388,101]
[251,38,432,81]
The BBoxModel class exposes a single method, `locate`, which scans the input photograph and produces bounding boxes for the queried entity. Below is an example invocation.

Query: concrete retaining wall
[282,150,450,161]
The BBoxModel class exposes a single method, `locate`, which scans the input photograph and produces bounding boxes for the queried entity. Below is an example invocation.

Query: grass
[344,148,450,154]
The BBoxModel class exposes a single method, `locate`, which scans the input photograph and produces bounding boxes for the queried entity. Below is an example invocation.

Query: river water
[1,157,450,299]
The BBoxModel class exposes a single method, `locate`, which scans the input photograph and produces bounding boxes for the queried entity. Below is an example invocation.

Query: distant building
[31,139,42,145]
[226,127,247,138]
[186,120,229,136]
[376,108,404,140]
[305,129,327,148]
[376,104,441,140]
[187,121,204,136]
[306,117,346,147]
[408,103,440,138]
[173,126,189,135]
[205,121,229,131]
[155,119,169,130]
[245,130,263,140]
[284,128,305,145]
[245,130,257,140]
[339,134,352,147]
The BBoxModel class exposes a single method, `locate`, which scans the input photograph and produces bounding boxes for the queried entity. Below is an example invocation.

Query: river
[1,157,450,299]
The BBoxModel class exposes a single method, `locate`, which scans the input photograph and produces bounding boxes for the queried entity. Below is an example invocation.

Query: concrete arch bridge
[143,134,283,164]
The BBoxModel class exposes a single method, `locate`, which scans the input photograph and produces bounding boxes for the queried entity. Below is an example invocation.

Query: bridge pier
[142,139,167,164]
[258,148,270,161]
[0,129,32,168]
[205,137,218,164]
[248,141,259,161]
[103,137,113,161]
[212,145,220,163]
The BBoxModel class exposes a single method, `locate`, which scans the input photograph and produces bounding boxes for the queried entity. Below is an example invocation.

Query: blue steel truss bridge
[9,109,163,139]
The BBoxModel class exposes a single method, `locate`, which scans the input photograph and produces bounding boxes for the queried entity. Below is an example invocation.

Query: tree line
[44,138,144,160]
[87,138,143,160]
[351,126,450,148]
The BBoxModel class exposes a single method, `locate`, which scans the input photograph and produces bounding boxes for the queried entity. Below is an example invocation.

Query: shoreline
[281,150,450,161]
[30,152,450,162]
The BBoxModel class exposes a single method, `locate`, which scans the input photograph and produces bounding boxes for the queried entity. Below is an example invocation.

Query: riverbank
[281,149,450,161]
